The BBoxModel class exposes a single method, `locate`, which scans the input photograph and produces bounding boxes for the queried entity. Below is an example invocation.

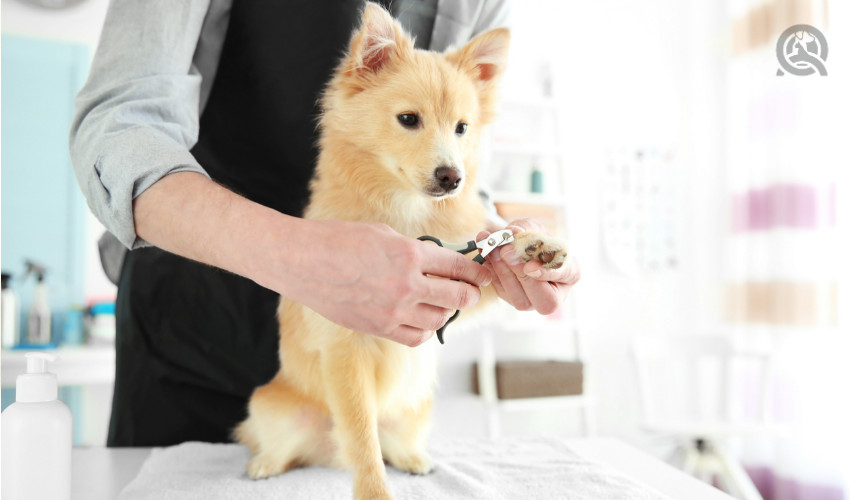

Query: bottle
[2,272,20,348]
[531,165,544,194]
[25,261,51,345]
[1,352,72,500]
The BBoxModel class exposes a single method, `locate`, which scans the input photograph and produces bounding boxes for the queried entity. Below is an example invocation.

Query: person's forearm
[132,171,296,291]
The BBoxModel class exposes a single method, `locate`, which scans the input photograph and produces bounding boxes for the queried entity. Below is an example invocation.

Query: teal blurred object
[0,388,14,413]
[0,36,90,342]
[90,302,115,316]
[531,167,544,193]
[62,309,85,345]
[11,342,58,350]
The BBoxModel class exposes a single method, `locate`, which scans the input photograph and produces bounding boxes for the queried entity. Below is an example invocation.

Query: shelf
[1,345,115,387]
[495,394,593,412]
[491,191,566,207]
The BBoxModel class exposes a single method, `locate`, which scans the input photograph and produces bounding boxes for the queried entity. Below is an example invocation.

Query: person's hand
[478,219,581,314]
[260,219,492,347]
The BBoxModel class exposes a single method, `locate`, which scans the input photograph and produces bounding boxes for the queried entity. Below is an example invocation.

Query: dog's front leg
[322,335,393,500]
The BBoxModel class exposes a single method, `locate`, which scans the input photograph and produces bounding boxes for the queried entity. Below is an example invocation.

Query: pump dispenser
[2,352,72,500]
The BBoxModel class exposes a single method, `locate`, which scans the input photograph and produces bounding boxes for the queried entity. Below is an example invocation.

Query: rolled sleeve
[70,0,214,249]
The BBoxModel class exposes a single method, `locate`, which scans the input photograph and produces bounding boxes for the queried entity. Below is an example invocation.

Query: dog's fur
[234,4,566,499]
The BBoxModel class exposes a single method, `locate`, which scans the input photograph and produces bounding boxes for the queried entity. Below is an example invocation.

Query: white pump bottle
[1,352,72,500]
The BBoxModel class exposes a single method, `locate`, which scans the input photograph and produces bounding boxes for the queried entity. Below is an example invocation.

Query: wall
[2,35,89,318]
[2,0,116,302]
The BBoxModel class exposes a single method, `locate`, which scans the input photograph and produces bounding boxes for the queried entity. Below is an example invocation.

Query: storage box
[472,360,584,399]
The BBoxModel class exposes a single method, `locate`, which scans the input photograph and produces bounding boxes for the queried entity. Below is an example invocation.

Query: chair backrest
[631,334,774,428]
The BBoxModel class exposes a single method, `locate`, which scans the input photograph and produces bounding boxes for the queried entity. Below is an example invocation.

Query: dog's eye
[397,113,419,128]
[455,122,468,136]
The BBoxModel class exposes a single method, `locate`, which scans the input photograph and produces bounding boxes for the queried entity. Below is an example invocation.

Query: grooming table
[72,437,731,499]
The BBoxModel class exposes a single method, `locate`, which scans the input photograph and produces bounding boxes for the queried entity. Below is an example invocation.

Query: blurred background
[1,0,848,499]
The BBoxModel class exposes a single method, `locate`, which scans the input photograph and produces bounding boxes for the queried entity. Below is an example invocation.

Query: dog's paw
[246,455,288,480]
[354,475,394,500]
[387,450,434,475]
[513,231,569,269]
[246,456,274,480]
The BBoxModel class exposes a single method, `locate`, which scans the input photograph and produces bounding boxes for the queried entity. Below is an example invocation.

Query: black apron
[109,0,380,447]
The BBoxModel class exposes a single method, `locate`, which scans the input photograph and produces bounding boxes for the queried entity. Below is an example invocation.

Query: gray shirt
[70,0,511,251]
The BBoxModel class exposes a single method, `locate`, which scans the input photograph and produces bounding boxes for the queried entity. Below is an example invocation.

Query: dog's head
[320,3,510,201]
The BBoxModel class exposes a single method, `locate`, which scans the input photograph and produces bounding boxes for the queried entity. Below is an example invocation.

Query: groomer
[70,0,579,447]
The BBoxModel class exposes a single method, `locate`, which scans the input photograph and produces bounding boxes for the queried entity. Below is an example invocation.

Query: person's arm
[134,172,492,346]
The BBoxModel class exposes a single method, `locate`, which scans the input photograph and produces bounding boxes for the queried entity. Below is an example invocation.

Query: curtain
[723,1,849,498]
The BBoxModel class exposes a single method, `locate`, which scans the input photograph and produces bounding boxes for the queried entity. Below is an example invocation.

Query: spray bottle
[24,260,51,345]
[1,352,72,500]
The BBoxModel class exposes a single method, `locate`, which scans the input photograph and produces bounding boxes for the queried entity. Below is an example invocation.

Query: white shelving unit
[477,84,595,437]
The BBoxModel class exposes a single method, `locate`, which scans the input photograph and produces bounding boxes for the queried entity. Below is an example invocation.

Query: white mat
[117,436,671,499]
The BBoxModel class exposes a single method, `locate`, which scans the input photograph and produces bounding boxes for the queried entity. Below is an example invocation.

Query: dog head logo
[321,3,510,201]
[776,24,828,76]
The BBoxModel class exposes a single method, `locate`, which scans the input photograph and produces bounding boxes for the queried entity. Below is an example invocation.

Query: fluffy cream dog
[235,4,567,499]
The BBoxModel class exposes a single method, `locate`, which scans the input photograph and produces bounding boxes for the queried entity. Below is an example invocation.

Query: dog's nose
[434,166,462,192]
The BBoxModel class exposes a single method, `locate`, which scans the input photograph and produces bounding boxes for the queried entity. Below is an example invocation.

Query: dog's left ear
[345,3,414,79]
[448,28,511,88]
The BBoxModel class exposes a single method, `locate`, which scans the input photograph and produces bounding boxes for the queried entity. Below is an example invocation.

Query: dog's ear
[448,28,511,88]
[447,28,510,123]
[345,3,413,79]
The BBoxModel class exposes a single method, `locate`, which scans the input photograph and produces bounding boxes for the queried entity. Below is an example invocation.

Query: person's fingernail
[528,269,542,279]
[490,248,502,262]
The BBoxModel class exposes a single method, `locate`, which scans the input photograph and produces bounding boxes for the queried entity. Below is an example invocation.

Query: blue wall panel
[1,35,90,339]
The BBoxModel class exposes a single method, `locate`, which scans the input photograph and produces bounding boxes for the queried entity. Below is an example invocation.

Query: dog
[234,4,568,499]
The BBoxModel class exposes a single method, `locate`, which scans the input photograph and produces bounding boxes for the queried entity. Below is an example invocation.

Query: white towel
[117,436,671,499]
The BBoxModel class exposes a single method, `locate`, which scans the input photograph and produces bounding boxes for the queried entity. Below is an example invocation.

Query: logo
[776,24,828,76]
